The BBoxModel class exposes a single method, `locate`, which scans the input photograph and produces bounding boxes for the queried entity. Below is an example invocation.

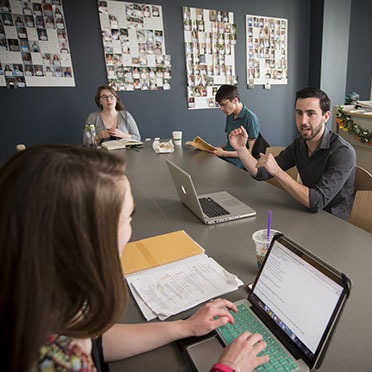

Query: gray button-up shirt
[256,129,356,220]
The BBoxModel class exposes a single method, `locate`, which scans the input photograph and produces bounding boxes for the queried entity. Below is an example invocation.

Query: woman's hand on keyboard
[217,331,269,372]
[184,298,238,337]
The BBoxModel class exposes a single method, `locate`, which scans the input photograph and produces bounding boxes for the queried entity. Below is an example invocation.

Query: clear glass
[83,124,97,148]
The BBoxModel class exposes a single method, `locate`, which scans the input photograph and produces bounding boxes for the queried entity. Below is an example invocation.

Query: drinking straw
[266,210,272,240]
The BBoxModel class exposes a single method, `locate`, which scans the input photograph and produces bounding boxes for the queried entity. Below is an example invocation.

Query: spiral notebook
[121,230,204,276]
[121,230,243,320]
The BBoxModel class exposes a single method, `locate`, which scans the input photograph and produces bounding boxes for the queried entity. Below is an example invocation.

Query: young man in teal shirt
[213,84,262,169]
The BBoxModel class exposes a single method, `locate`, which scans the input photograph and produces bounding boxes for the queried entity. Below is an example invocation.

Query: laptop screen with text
[249,235,348,367]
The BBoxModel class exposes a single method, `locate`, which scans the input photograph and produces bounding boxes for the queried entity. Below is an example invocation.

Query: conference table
[109,142,372,372]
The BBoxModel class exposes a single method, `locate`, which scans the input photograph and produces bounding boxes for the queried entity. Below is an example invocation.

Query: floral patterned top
[35,334,96,371]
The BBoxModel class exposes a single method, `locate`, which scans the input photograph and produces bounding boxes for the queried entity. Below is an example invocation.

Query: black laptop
[182,233,351,371]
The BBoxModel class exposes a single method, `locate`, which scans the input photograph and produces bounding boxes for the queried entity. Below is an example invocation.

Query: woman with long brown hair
[0,145,267,372]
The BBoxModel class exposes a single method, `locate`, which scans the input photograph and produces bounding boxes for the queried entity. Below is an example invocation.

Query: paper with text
[185,136,217,152]
[126,255,243,320]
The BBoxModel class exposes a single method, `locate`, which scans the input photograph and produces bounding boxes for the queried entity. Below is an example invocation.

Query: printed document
[126,255,243,320]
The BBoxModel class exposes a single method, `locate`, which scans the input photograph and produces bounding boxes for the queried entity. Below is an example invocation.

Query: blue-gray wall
[346,0,372,99]
[0,0,370,163]
[321,0,351,127]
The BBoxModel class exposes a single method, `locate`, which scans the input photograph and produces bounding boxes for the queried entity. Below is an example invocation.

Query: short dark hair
[95,84,124,111]
[215,84,240,103]
[295,87,331,115]
[0,145,128,371]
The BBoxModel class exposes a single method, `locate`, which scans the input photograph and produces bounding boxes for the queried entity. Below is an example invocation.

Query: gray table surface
[109,143,372,372]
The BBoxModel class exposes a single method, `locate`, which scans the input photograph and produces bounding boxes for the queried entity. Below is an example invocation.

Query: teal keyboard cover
[217,304,299,371]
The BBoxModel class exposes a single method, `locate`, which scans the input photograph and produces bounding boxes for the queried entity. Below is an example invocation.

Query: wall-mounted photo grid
[0,0,75,88]
[98,1,171,91]
[246,15,287,88]
[183,7,237,110]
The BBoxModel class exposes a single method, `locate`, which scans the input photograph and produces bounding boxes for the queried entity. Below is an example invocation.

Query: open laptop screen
[249,234,350,368]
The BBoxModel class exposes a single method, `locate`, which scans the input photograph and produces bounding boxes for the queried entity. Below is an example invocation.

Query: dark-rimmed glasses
[99,94,116,101]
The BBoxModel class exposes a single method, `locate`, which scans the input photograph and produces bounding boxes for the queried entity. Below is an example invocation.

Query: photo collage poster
[246,15,288,88]
[183,7,237,110]
[98,1,171,91]
[0,0,75,88]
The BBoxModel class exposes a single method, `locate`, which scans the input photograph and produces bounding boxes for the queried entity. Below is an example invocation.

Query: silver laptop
[182,234,351,371]
[165,159,256,224]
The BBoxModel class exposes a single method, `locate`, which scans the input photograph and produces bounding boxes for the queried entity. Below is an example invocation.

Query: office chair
[350,190,372,234]
[354,165,372,192]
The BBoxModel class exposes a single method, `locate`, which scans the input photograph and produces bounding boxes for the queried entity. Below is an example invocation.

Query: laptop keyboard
[199,197,229,218]
[217,304,299,372]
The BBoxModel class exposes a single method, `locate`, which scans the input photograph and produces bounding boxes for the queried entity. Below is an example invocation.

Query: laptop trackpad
[185,335,224,372]
[221,198,243,207]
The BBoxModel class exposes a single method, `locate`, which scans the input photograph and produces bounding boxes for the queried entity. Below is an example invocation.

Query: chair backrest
[265,146,285,157]
[355,165,372,192]
[350,190,372,234]
[265,147,300,189]
[251,133,270,159]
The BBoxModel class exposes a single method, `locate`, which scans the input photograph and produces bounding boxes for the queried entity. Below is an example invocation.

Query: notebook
[121,230,204,276]
[183,233,351,372]
[122,230,243,321]
[185,136,217,152]
[165,159,256,224]
[101,138,143,150]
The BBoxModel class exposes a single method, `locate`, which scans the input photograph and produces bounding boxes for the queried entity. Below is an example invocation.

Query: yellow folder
[121,230,205,275]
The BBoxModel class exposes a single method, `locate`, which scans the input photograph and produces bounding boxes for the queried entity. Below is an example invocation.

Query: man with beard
[229,87,356,220]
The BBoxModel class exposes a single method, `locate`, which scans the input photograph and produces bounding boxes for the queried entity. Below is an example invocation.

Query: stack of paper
[121,231,243,320]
